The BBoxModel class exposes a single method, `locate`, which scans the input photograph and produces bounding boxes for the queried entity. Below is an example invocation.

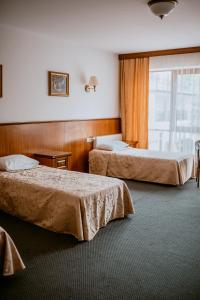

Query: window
[149,68,200,153]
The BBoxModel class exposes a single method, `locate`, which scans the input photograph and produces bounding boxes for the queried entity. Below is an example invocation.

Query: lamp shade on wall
[85,76,98,92]
[89,76,98,87]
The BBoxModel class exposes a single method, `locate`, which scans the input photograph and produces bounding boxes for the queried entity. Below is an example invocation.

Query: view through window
[149,68,200,153]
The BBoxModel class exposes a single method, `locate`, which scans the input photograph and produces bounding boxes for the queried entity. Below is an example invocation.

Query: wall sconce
[85,76,98,92]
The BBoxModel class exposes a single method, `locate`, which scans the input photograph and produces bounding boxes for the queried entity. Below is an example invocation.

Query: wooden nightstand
[34,151,71,170]
[124,140,139,148]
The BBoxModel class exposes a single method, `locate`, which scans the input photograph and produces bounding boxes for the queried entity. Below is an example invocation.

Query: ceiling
[0,0,200,53]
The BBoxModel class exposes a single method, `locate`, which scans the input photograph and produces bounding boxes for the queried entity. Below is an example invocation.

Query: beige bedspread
[0,226,25,276]
[89,148,194,185]
[0,166,134,241]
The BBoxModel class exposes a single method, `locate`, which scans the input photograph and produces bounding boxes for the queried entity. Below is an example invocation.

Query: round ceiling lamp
[148,0,179,19]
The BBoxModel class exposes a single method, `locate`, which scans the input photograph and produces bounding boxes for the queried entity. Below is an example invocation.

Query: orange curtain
[120,57,149,149]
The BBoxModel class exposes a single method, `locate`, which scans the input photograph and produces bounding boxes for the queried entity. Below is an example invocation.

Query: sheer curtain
[149,53,200,153]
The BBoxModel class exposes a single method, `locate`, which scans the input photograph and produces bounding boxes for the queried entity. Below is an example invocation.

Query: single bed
[0,166,134,241]
[89,134,195,186]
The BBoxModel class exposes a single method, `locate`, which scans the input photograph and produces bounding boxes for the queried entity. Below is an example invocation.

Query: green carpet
[1,179,200,300]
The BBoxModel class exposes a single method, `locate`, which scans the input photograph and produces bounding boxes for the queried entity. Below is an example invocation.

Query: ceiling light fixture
[148,0,179,20]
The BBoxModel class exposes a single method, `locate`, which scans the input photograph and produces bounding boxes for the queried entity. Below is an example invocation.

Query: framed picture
[0,65,2,97]
[48,71,69,96]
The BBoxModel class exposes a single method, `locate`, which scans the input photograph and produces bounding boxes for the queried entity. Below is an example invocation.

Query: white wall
[0,25,119,123]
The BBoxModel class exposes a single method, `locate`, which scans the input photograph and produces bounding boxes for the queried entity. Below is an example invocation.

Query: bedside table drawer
[56,158,68,169]
[34,151,71,170]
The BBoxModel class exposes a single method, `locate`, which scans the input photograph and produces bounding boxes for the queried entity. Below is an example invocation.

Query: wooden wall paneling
[61,119,121,172]
[0,122,65,156]
[0,118,121,172]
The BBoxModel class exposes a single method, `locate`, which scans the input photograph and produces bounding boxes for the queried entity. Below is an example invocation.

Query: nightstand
[34,151,71,170]
[124,140,139,148]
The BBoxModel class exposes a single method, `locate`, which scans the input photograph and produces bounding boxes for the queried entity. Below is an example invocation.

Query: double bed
[89,134,194,186]
[0,165,134,241]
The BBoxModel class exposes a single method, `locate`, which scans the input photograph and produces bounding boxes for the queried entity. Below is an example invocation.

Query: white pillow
[96,141,129,151]
[96,143,114,151]
[0,154,39,171]
[112,141,129,148]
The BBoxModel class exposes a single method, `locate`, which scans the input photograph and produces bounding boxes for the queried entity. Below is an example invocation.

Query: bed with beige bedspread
[0,166,134,241]
[0,226,25,276]
[89,148,194,185]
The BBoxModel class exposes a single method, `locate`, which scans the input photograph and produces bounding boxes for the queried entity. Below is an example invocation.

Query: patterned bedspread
[0,166,134,241]
[0,226,25,276]
[89,148,194,185]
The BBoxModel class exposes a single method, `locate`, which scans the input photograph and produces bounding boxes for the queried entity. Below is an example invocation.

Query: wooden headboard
[0,118,121,172]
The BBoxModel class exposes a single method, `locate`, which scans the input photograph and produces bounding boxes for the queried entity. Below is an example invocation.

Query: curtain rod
[119,46,200,60]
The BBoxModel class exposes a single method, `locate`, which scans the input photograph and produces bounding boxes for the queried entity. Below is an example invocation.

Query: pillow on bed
[112,141,129,148]
[96,143,114,151]
[96,141,129,151]
[0,154,39,171]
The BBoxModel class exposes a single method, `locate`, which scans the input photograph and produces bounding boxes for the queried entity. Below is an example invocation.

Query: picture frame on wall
[48,71,69,97]
[0,65,2,97]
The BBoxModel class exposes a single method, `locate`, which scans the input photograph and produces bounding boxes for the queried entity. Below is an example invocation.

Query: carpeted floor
[1,179,200,300]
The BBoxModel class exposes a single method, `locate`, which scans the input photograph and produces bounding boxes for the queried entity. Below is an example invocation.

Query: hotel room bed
[0,226,25,276]
[89,135,194,186]
[0,166,134,241]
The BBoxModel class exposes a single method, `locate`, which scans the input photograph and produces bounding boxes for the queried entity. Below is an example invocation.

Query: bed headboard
[93,133,122,148]
[0,118,121,172]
